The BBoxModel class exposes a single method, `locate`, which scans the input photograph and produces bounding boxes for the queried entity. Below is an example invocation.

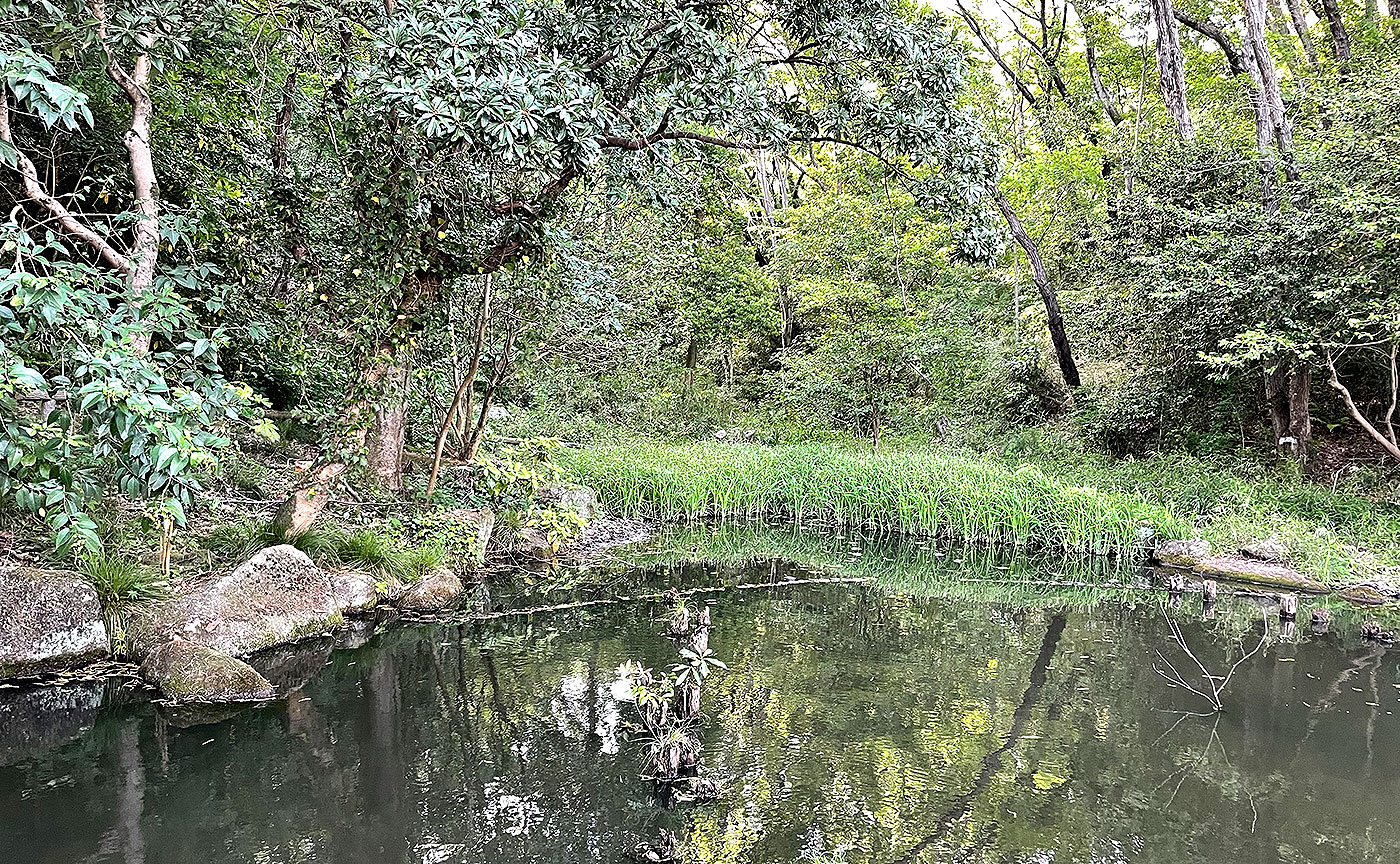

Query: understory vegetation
[1,0,1397,586]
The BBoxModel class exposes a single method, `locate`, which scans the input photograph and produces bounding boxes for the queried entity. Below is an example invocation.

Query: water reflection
[2,542,1400,863]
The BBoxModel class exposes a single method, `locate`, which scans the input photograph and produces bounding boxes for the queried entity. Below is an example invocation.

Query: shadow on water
[3,521,1400,863]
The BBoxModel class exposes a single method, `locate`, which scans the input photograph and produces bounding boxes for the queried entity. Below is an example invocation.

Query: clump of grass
[202,520,344,565]
[401,542,447,580]
[80,552,170,616]
[560,441,1185,556]
[339,528,409,581]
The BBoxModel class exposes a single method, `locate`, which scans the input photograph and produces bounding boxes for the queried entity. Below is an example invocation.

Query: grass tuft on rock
[80,551,170,617]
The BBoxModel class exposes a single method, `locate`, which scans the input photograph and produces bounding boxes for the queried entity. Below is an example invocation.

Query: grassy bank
[561,440,1399,581]
[561,441,1186,556]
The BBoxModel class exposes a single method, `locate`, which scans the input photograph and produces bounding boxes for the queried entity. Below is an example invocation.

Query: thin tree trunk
[995,191,1081,388]
[465,323,518,463]
[1313,0,1353,72]
[92,10,161,354]
[1242,0,1301,189]
[1285,0,1321,70]
[1173,10,1249,76]
[426,277,492,496]
[1081,16,1125,124]
[1152,0,1197,138]
[1327,353,1400,461]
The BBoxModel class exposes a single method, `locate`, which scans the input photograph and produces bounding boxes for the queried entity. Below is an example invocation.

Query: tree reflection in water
[3,536,1400,864]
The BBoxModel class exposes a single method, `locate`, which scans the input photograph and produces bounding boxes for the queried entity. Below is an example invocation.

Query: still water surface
[2,526,1399,863]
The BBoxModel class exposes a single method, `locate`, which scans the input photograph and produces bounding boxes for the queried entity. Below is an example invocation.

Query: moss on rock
[140,640,276,703]
[1192,556,1329,593]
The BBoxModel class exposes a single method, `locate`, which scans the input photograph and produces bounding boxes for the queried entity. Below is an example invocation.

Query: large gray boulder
[129,545,343,659]
[539,483,599,521]
[140,640,276,703]
[0,567,108,678]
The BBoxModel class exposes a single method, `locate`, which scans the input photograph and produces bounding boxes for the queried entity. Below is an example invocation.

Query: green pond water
[3,523,1399,863]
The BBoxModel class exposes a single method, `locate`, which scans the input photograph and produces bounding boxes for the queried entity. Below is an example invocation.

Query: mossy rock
[396,568,466,612]
[140,640,276,703]
[1334,583,1398,607]
[1153,539,1211,569]
[1192,556,1329,594]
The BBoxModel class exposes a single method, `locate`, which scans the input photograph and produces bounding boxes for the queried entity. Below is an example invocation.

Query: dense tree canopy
[2,0,1399,552]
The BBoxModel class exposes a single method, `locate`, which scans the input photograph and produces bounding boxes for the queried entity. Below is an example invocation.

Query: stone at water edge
[1153,539,1211,568]
[0,567,108,679]
[127,544,343,661]
[140,640,276,703]
[539,483,599,521]
[396,567,466,611]
[330,568,386,612]
[1334,583,1399,607]
[1240,538,1291,564]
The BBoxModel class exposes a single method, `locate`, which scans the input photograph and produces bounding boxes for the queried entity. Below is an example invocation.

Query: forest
[3,2,1400,863]
[2,0,1398,577]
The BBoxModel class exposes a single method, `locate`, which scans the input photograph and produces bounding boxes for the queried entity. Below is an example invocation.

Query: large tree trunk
[366,352,412,491]
[1151,0,1196,138]
[995,190,1081,389]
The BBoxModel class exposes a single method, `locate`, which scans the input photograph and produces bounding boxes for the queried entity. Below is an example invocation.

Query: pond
[2,523,1399,863]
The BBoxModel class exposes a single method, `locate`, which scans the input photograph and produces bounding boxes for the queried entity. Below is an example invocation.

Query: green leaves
[0,41,95,132]
[0,221,250,555]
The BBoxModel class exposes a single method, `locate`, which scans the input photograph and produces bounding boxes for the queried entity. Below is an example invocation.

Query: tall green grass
[560,442,1187,555]
[80,552,170,617]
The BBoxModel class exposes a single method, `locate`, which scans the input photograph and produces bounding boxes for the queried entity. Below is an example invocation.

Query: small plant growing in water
[671,647,726,688]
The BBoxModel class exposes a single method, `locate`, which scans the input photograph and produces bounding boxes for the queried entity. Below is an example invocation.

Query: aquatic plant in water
[561,442,1186,556]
